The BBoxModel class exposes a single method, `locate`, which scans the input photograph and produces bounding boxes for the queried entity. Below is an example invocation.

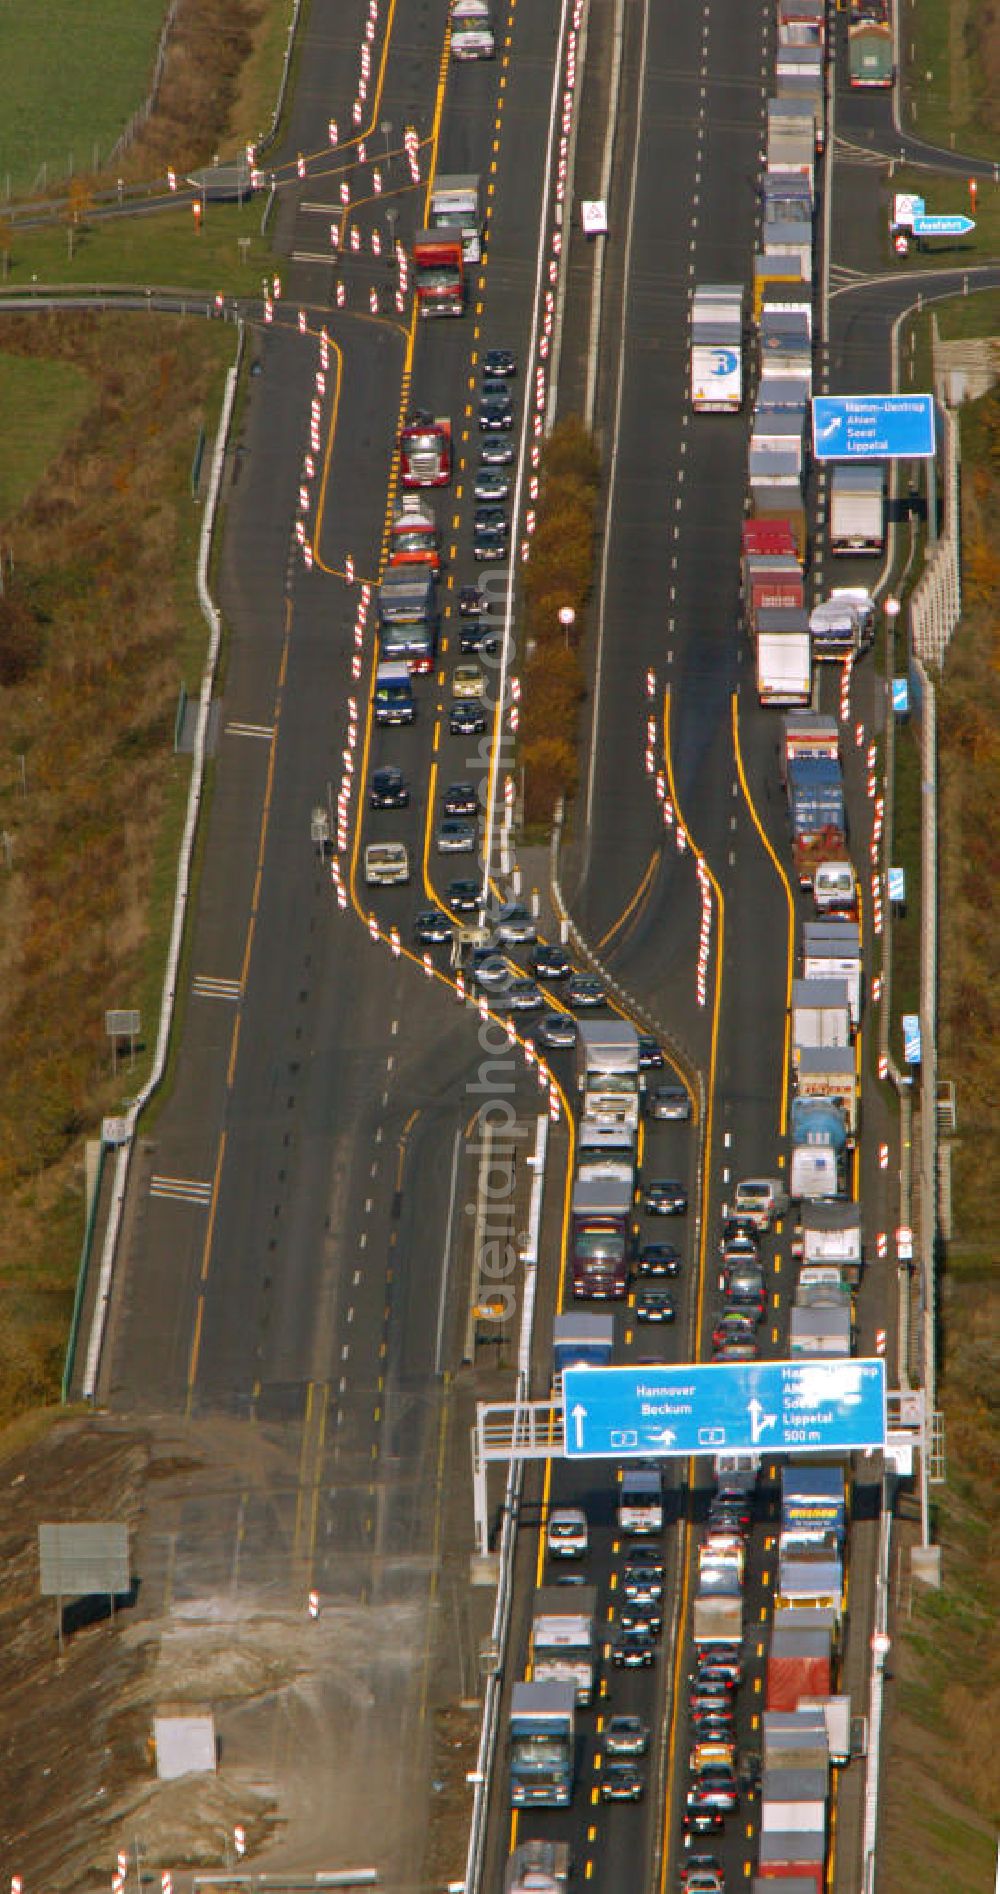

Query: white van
[729,1177,789,1230]
[546,1508,588,1560]
[618,1468,664,1535]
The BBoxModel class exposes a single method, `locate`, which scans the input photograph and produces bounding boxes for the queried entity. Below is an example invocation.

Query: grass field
[0,0,168,194]
[2,200,275,295]
[902,0,999,158]
[879,304,1000,1893]
[0,354,95,522]
[889,167,1000,268]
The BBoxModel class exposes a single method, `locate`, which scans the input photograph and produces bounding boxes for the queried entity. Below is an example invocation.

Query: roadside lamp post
[558,605,575,648]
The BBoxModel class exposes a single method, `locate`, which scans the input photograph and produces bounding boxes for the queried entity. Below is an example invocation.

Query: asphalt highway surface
[73,0,1000,1877]
[93,0,589,1876]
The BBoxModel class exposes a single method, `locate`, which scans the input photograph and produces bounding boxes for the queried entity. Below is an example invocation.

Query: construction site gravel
[0,1412,466,1892]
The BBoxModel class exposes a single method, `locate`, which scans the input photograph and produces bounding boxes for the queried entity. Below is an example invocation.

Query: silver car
[496,902,537,945]
[649,1084,692,1121]
[436,817,477,855]
[505,978,543,1013]
[474,466,511,502]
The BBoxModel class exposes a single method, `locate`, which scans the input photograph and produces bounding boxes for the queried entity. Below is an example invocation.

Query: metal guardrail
[257,0,308,157]
[462,1116,549,1894]
[860,1474,894,1891]
[76,323,245,1401]
[910,410,961,667]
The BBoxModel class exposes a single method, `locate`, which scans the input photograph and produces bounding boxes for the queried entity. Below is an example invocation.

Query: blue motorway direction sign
[812,394,936,461]
[913,214,976,238]
[562,1359,887,1459]
[902,1014,922,1065]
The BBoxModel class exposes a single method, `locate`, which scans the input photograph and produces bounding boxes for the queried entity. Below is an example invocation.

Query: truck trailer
[571,1174,632,1299]
[690,283,744,412]
[530,1586,599,1706]
[509,1682,575,1807]
[829,463,884,555]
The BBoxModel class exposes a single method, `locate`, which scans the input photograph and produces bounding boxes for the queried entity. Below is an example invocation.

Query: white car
[451,0,495,58]
[452,663,486,699]
[364,842,410,887]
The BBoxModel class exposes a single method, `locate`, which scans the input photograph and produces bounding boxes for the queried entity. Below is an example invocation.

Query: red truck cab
[412,232,464,316]
[399,412,452,488]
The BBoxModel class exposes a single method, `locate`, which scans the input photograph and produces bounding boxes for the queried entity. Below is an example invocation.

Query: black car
[449,699,487,736]
[605,1714,649,1758]
[708,1497,752,1534]
[624,1551,664,1602]
[601,1761,644,1803]
[696,1659,742,1689]
[568,973,607,1008]
[711,1310,757,1349]
[483,347,517,378]
[625,1543,665,1577]
[369,765,410,810]
[720,1266,766,1319]
[636,1243,682,1279]
[447,878,482,913]
[683,1805,725,1841]
[718,1217,759,1253]
[474,503,508,536]
[532,943,573,981]
[413,908,453,946]
[474,521,507,562]
[459,618,501,656]
[479,436,514,466]
[443,781,479,817]
[638,1035,665,1070]
[635,1288,676,1325]
[479,391,513,432]
[643,1178,688,1216]
[689,1708,736,1741]
[459,584,486,616]
[689,1676,734,1711]
[611,1629,655,1669]
[618,1600,662,1638]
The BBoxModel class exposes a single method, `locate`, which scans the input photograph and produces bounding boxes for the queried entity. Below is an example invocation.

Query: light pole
[380,119,392,166]
[558,605,576,649]
[386,205,398,270]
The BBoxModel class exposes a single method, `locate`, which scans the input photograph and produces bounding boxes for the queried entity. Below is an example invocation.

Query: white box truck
[691,284,744,412]
[829,463,884,554]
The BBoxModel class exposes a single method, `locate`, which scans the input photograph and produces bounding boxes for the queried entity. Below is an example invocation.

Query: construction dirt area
[0,1410,482,1893]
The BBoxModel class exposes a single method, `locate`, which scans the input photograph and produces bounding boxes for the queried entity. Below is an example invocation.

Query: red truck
[744,555,804,626]
[399,412,452,488]
[389,495,441,574]
[570,1175,631,1299]
[412,232,464,316]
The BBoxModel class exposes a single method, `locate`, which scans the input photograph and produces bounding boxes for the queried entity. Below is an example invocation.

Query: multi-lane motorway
[70,0,992,1882]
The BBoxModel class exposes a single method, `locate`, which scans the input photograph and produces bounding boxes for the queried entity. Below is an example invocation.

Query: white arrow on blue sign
[902,1014,922,1064]
[891,677,910,716]
[912,214,976,237]
[812,394,936,460]
[561,1359,887,1459]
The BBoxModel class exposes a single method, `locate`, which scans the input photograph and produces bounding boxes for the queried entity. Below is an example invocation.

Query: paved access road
[93,0,584,1877]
